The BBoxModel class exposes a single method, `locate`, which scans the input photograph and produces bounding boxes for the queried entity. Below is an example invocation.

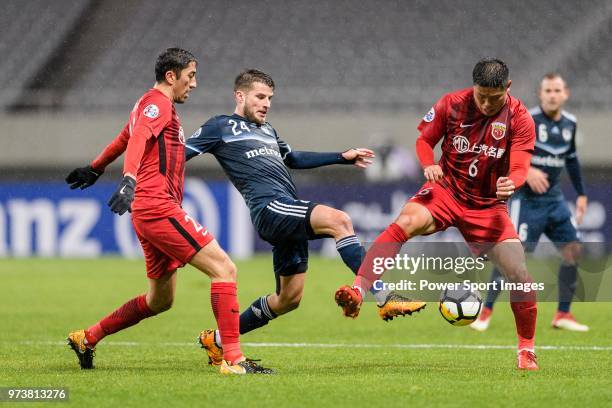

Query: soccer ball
[438,288,482,326]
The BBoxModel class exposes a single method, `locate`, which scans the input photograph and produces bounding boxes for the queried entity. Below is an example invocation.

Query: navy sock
[558,263,578,313]
[484,267,504,310]
[336,235,381,295]
[239,295,277,335]
[336,235,364,273]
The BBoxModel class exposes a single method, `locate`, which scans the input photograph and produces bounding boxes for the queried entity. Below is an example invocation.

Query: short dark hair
[541,72,567,87]
[234,69,275,92]
[155,48,197,83]
[472,58,509,88]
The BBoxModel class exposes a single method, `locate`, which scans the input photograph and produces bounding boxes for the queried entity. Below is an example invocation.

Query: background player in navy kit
[472,73,589,332]
[186,70,426,365]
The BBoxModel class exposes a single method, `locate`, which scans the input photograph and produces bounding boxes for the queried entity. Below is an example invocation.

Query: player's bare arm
[495,176,515,200]
[525,166,549,194]
[341,148,375,168]
[575,195,588,225]
[423,164,444,183]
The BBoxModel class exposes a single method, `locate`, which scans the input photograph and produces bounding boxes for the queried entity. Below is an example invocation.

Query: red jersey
[126,88,186,216]
[417,88,535,207]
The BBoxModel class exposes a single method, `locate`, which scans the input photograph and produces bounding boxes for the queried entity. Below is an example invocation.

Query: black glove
[65,165,102,190]
[108,176,136,215]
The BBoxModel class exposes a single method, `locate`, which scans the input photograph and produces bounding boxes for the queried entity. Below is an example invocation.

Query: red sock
[85,295,156,347]
[353,223,409,293]
[510,288,537,350]
[211,282,243,364]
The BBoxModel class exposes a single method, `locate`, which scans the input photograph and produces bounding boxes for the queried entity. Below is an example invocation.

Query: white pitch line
[10,340,612,351]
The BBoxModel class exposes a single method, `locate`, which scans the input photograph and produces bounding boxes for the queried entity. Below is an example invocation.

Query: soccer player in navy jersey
[472,73,589,332]
[64,49,271,374]
[335,58,540,370]
[186,70,426,366]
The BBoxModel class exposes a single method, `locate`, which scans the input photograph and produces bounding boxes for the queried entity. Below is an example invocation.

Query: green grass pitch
[1,257,611,407]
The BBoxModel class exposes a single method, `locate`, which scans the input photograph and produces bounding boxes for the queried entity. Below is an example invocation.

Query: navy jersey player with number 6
[186,70,426,366]
[472,73,589,332]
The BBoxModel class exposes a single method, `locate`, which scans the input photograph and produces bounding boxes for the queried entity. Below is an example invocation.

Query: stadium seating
[563,14,612,108]
[0,0,92,108]
[2,0,611,111]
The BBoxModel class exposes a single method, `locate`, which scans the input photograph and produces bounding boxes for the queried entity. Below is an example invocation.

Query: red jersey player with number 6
[335,58,539,370]
[64,48,272,374]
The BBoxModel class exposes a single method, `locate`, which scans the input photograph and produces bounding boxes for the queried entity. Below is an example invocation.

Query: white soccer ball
[438,288,482,326]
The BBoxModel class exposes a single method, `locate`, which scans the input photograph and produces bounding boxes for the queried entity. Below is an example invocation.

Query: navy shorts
[508,194,578,252]
[254,197,320,281]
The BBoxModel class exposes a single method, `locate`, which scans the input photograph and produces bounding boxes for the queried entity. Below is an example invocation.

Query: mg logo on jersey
[453,135,470,153]
[452,135,506,158]
[491,122,507,140]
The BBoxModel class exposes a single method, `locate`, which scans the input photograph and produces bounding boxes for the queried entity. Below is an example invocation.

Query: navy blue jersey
[185,114,297,219]
[524,106,584,200]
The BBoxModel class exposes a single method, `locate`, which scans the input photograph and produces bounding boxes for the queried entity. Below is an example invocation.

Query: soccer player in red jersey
[64,48,271,374]
[335,58,539,370]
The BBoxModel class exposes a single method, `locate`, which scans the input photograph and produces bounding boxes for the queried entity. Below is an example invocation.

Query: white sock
[214,329,222,347]
[353,285,366,298]
[373,289,390,306]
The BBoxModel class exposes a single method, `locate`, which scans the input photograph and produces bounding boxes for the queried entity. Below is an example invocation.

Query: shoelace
[243,359,264,368]
[519,350,537,364]
[75,338,93,354]
[82,344,96,357]
[386,293,416,304]
[241,359,274,373]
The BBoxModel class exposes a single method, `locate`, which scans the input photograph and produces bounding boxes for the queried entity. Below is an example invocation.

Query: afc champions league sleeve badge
[143,104,160,119]
[491,122,507,140]
[423,107,435,122]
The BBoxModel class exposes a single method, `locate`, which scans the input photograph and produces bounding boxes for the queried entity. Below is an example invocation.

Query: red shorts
[409,182,518,254]
[131,206,215,279]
